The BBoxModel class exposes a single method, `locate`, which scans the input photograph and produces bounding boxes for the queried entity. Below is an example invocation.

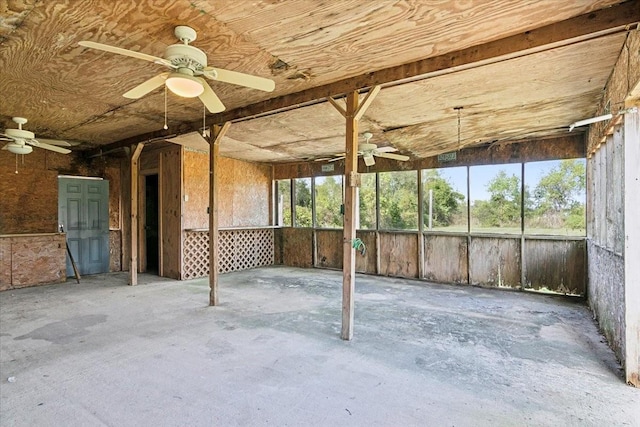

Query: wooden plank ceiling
[0,0,637,163]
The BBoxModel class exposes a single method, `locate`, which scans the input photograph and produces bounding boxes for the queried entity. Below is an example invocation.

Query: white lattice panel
[182,228,274,279]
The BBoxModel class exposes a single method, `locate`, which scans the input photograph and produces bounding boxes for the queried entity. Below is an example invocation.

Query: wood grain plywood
[316,229,343,269]
[183,150,210,230]
[282,227,313,268]
[469,236,521,288]
[213,0,621,89]
[524,239,585,295]
[160,146,182,279]
[367,34,625,158]
[232,159,271,227]
[0,238,11,289]
[379,232,419,278]
[355,230,376,274]
[10,234,66,288]
[424,235,469,284]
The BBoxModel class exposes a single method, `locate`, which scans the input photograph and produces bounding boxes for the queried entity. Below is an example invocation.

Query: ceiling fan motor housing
[164,44,206,71]
[5,128,34,140]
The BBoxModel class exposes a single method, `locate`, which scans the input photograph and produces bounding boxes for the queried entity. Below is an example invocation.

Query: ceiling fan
[1,117,71,155]
[328,132,410,166]
[78,26,275,113]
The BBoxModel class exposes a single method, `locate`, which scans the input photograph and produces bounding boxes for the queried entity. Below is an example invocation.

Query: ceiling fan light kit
[79,25,275,113]
[6,144,33,155]
[166,73,204,98]
[1,117,71,156]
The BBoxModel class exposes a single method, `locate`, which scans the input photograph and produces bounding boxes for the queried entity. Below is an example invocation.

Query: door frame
[139,169,162,275]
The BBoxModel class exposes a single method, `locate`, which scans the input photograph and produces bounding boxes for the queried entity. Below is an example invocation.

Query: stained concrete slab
[1,266,638,426]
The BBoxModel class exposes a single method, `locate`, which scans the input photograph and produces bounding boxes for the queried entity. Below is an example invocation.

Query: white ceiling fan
[328,132,410,166]
[1,117,71,155]
[78,26,275,113]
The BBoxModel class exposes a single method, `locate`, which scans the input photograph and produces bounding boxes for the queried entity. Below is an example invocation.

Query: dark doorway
[145,174,159,274]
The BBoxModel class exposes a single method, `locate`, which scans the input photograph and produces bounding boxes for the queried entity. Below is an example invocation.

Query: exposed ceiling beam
[92,0,639,157]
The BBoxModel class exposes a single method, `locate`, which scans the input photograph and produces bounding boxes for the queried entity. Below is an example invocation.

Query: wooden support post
[417,169,425,279]
[341,91,359,340]
[129,142,144,286]
[624,107,640,387]
[209,122,231,306]
[329,87,380,340]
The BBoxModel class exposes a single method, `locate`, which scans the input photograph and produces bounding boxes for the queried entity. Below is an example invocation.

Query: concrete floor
[0,267,638,427]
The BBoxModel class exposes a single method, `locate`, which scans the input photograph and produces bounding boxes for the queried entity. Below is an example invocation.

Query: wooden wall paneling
[355,230,377,274]
[613,128,624,255]
[605,136,616,251]
[315,229,343,269]
[109,230,121,272]
[524,239,586,295]
[121,158,131,272]
[231,158,272,227]
[424,234,469,284]
[129,143,144,286]
[469,236,521,288]
[624,109,640,387]
[273,227,284,265]
[0,238,12,289]
[160,146,182,280]
[9,235,66,289]
[182,150,210,230]
[379,232,419,278]
[282,228,313,268]
[599,138,608,246]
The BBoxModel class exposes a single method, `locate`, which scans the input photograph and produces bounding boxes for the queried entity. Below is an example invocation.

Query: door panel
[59,178,109,276]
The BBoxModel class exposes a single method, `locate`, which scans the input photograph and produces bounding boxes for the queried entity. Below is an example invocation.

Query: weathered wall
[0,234,66,291]
[524,238,586,295]
[588,240,625,361]
[160,147,182,279]
[469,236,520,288]
[281,228,313,268]
[182,151,272,229]
[379,232,419,278]
[585,31,639,378]
[316,229,342,269]
[424,234,468,284]
[0,149,123,287]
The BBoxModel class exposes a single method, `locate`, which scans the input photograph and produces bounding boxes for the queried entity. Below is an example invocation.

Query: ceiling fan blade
[27,140,71,154]
[328,156,345,163]
[37,138,71,147]
[205,67,275,92]
[79,41,163,63]
[375,152,410,161]
[376,146,398,153]
[123,73,169,99]
[363,155,376,166]
[198,80,226,113]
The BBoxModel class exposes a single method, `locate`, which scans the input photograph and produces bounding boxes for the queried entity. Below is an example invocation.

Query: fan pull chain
[454,106,463,148]
[163,85,168,130]
[15,154,18,174]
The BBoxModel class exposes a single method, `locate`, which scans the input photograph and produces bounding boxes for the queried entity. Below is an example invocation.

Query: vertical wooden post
[209,122,231,306]
[129,143,144,286]
[624,107,640,386]
[417,169,425,279]
[342,91,359,340]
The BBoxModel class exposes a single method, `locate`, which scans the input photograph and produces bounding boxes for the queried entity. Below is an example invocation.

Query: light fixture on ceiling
[6,143,33,155]
[569,107,638,132]
[165,73,204,98]
[569,113,613,132]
